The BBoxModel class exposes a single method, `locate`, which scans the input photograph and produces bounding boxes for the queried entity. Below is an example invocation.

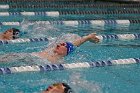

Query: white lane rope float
[0,37,48,45]
[0,11,59,17]
[0,58,140,74]
[0,5,9,9]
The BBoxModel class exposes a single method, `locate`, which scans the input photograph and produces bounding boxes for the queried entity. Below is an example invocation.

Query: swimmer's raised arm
[72,33,100,47]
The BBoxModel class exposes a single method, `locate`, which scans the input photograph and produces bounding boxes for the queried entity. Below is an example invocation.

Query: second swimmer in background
[0,28,21,40]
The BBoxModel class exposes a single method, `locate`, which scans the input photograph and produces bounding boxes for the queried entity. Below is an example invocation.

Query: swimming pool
[0,1,140,93]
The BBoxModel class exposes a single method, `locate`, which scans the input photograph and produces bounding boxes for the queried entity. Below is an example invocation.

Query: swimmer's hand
[88,33,100,43]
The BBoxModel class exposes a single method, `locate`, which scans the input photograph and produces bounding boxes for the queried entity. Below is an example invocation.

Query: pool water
[0,1,140,93]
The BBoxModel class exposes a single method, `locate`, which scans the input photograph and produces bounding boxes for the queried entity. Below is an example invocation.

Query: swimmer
[0,33,99,64]
[32,33,99,63]
[0,28,21,40]
[42,83,73,93]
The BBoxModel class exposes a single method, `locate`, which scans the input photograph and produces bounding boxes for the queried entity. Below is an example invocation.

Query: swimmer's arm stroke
[72,33,99,47]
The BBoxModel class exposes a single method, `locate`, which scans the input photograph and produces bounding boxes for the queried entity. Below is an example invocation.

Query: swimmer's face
[3,28,20,40]
[43,83,65,93]
[54,43,67,56]
[3,29,14,39]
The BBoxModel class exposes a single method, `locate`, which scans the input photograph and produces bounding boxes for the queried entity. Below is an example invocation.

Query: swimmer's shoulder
[30,52,40,58]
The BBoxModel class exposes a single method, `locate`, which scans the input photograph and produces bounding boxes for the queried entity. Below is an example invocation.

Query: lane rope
[8,3,140,9]
[0,9,140,16]
[0,58,139,74]
[1,19,140,26]
[0,33,139,45]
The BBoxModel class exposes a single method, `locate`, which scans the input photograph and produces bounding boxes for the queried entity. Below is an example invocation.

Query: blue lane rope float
[0,33,140,45]
[0,58,140,74]
[0,10,139,16]
[0,20,140,26]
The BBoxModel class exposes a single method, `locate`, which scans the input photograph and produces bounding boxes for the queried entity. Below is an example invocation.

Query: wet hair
[12,28,20,39]
[45,83,73,93]
[62,83,73,93]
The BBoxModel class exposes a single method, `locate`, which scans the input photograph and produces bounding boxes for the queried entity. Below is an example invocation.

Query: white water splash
[70,73,102,93]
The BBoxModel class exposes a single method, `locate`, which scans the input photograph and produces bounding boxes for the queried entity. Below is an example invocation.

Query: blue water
[0,1,140,93]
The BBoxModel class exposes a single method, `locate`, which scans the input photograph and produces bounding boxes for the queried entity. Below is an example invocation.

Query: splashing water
[31,21,60,38]
[20,19,60,38]
[47,33,81,48]
[70,73,102,93]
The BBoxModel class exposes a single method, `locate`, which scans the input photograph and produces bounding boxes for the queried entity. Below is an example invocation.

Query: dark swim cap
[65,42,75,55]
[62,83,73,93]
[12,28,20,39]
